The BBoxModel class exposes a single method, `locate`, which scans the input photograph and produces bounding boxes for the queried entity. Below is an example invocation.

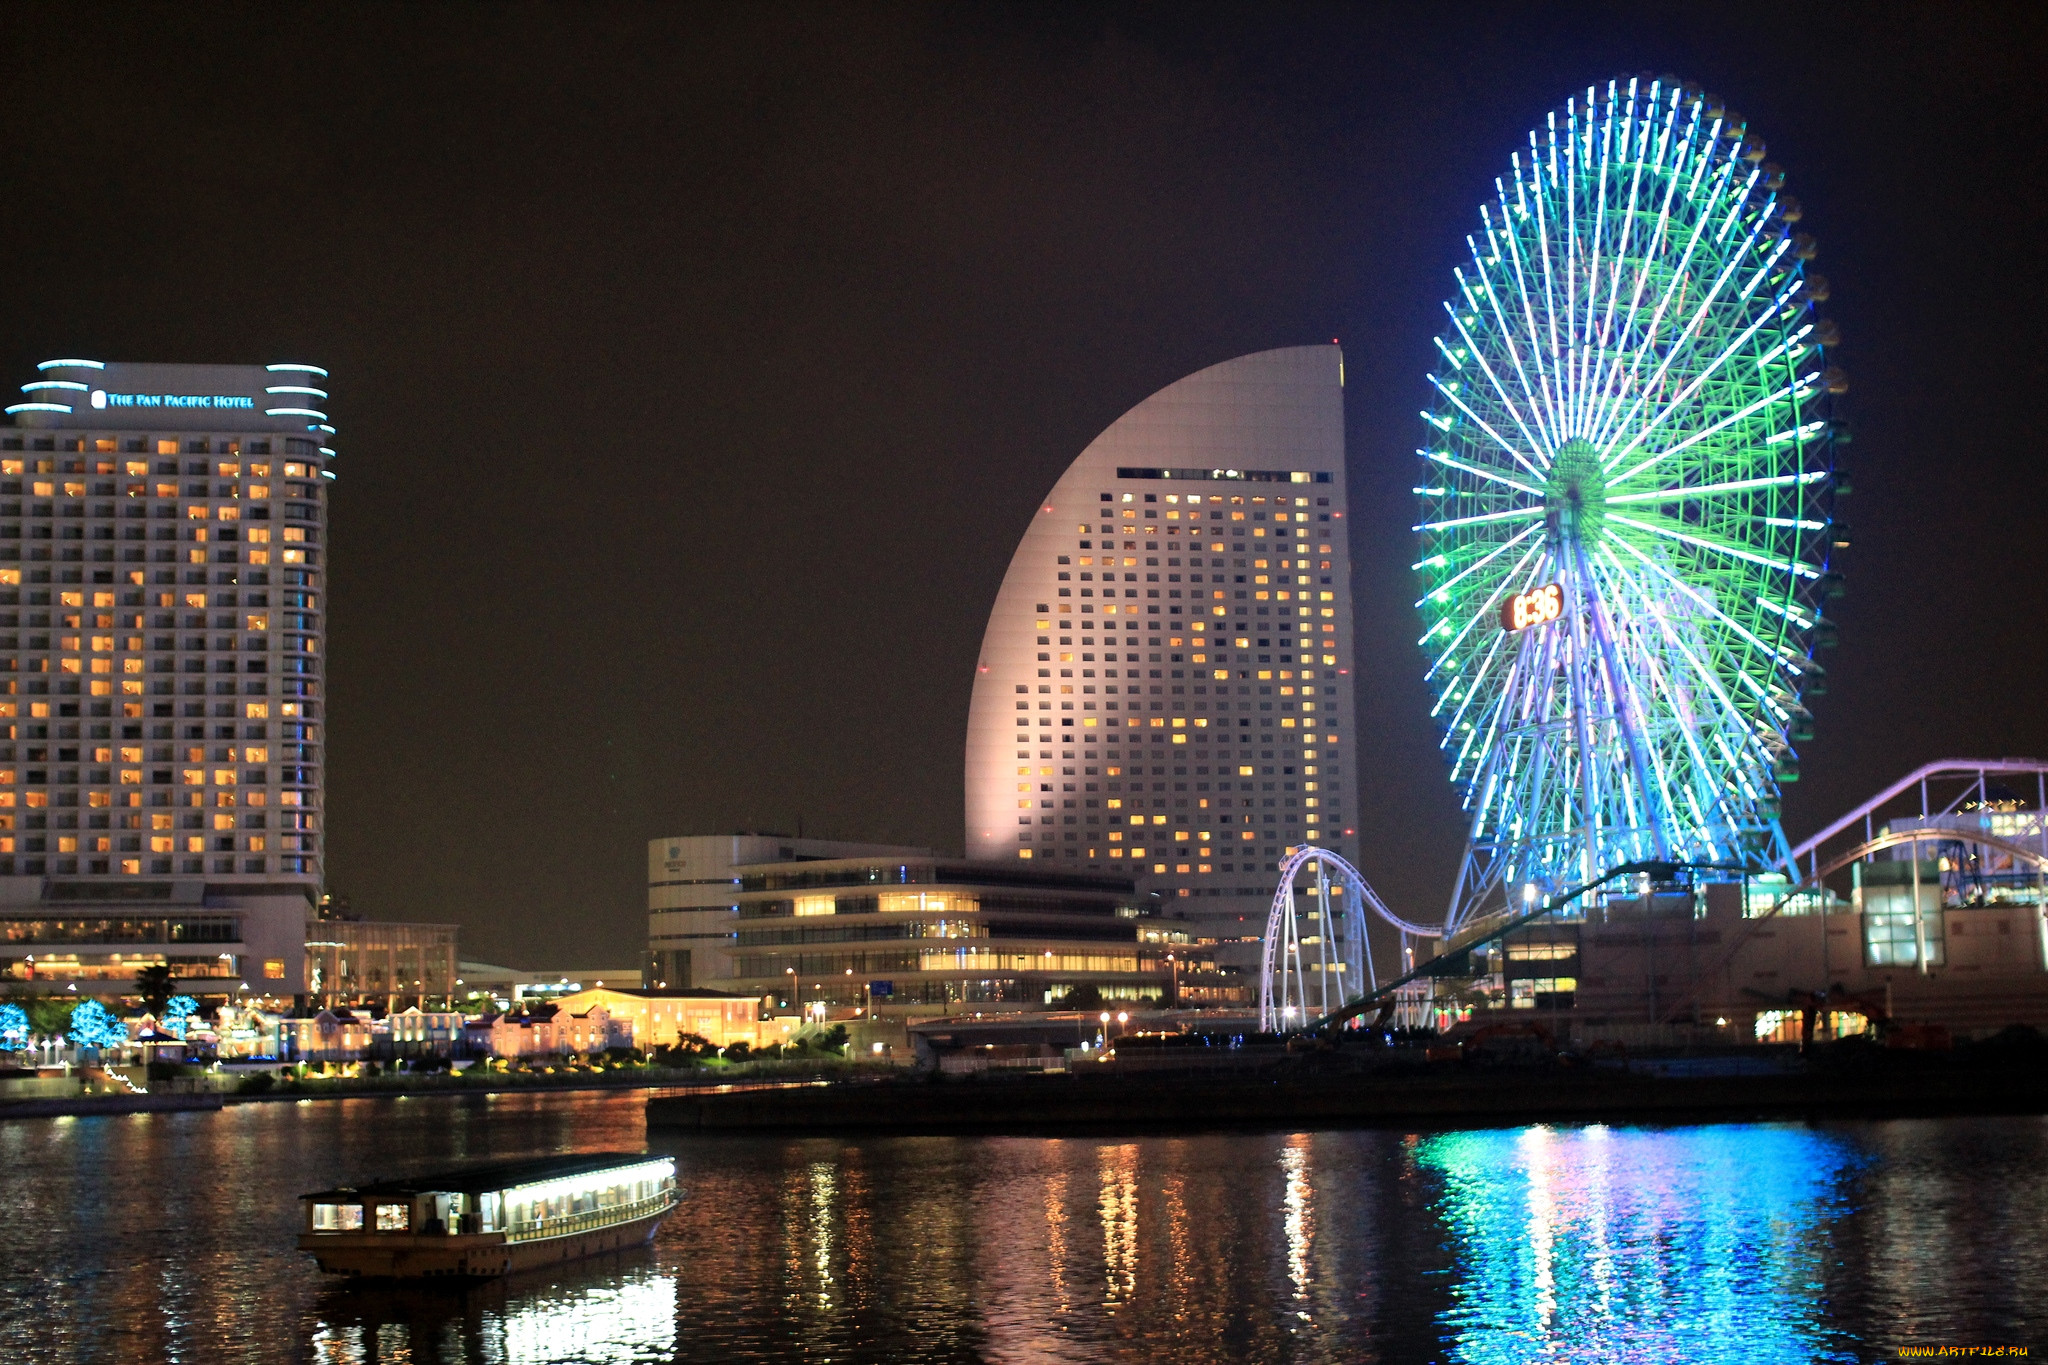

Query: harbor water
[0,1090,2041,1363]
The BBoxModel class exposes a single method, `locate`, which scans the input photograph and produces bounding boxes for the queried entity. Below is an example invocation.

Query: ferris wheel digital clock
[1498,583,1563,633]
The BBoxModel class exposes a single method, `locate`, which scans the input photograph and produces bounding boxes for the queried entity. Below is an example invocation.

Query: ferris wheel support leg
[1566,553,1604,885]
[1577,543,1673,861]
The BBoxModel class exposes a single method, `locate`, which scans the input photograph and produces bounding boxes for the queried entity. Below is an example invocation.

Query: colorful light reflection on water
[1,1093,2044,1363]
[1419,1124,1865,1364]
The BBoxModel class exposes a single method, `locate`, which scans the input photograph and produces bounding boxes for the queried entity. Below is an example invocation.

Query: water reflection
[308,1256,676,1365]
[2,1093,2044,1364]
[1279,1135,1313,1305]
[1097,1142,1139,1309]
[1418,1124,1867,1364]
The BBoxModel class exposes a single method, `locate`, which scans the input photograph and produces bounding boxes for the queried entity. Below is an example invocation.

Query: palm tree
[134,964,176,1016]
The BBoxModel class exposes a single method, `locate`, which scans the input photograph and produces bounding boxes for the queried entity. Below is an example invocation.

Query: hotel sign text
[91,390,255,410]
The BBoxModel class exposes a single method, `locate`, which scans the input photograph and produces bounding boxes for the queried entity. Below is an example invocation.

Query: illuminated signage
[1499,583,1563,632]
[91,390,254,411]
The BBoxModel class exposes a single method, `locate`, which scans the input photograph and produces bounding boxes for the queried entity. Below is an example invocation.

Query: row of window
[1100,490,1330,506]
[0,442,318,460]
[0,524,313,546]
[0,856,310,876]
[0,833,295,854]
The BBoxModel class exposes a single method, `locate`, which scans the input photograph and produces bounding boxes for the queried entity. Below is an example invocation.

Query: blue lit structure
[1415,77,1843,935]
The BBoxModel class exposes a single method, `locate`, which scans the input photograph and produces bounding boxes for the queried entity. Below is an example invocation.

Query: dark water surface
[0,1091,2042,1363]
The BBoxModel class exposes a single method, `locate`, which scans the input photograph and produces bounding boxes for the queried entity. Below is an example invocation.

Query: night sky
[1,4,2040,966]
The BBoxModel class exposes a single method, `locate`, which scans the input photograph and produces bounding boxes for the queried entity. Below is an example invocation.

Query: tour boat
[299,1152,678,1279]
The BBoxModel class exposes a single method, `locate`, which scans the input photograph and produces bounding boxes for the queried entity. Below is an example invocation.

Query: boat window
[374,1203,410,1233]
[312,1203,363,1232]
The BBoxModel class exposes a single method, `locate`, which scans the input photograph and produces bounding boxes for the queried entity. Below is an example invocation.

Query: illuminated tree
[0,1003,27,1049]
[1416,76,1843,931]
[162,996,200,1039]
[66,998,128,1051]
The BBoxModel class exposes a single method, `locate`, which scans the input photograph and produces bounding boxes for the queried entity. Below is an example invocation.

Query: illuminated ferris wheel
[1414,75,1846,933]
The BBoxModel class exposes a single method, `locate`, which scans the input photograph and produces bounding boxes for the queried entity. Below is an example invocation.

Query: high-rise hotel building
[0,359,332,999]
[964,346,1358,966]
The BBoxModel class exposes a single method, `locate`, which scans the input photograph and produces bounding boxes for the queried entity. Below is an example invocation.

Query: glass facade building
[719,857,1195,1014]
[963,346,1358,966]
[0,359,333,997]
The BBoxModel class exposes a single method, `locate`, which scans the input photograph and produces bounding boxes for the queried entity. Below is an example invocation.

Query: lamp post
[1166,952,1178,1010]
[784,966,795,1013]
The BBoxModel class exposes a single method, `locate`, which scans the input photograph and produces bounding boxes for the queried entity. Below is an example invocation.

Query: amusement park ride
[1258,77,2048,1032]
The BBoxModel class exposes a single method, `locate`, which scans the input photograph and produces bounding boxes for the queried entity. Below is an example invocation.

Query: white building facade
[963,346,1358,965]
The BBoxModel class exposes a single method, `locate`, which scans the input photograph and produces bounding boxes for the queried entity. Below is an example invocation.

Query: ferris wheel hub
[1543,440,1607,547]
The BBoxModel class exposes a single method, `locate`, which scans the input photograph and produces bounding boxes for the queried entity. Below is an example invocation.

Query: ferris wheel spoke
[1589,121,1742,440]
[1587,153,1740,448]
[1555,110,1581,440]
[1495,171,1567,441]
[1597,220,1784,468]
[1594,547,1756,846]
[1415,504,1543,534]
[1617,245,1801,464]
[1606,512,1820,580]
[1423,539,1545,679]
[1605,375,1816,488]
[1607,467,1828,506]
[1604,534,1811,682]
[1579,553,1675,852]
[1414,522,1542,610]
[1525,136,1570,432]
[1426,374,1547,477]
[1422,447,1546,499]
[1581,90,1646,437]
[1596,544,1756,739]
[1444,304,1555,464]
[1589,157,1762,450]
[1588,98,1675,437]
[1474,210,1565,454]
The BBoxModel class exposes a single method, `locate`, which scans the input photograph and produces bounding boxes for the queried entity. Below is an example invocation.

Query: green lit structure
[1414,76,1843,933]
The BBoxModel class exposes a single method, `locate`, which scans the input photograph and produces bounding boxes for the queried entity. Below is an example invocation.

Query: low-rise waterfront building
[550,985,778,1051]
[373,1005,465,1060]
[285,1007,373,1063]
[1446,869,2048,1040]
[456,960,640,1009]
[0,878,314,1000]
[304,914,458,1009]
[713,855,1202,1017]
[556,1003,632,1055]
[647,834,933,989]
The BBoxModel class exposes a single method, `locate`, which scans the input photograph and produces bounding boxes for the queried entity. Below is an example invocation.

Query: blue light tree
[66,998,128,1052]
[162,996,200,1039]
[0,1002,27,1050]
